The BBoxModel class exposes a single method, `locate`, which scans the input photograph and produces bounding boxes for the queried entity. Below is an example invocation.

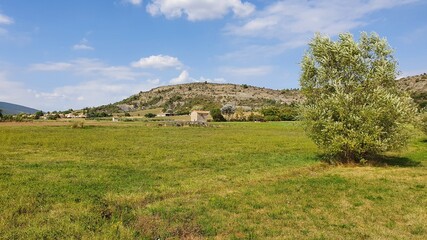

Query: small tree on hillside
[34,111,44,119]
[0,109,3,119]
[221,104,236,121]
[300,32,416,163]
[210,108,226,122]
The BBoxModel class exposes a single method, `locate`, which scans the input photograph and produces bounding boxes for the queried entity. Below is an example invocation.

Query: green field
[0,122,426,239]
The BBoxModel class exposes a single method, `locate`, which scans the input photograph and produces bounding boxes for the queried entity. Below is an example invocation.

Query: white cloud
[146,0,255,21]
[30,58,147,80]
[197,76,226,83]
[123,0,143,6]
[225,0,417,49]
[169,70,226,84]
[0,13,13,25]
[73,38,94,51]
[131,55,183,69]
[221,66,272,77]
[73,44,94,50]
[170,70,190,84]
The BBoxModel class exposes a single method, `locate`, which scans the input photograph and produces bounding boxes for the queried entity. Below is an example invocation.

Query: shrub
[144,113,156,118]
[34,111,44,120]
[247,113,264,122]
[210,108,226,122]
[124,112,131,117]
[221,104,235,121]
[264,115,281,121]
[47,114,60,120]
[299,32,417,163]
[420,112,427,135]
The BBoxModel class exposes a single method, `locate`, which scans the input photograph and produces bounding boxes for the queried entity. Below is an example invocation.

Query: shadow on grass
[316,154,421,168]
[369,155,421,167]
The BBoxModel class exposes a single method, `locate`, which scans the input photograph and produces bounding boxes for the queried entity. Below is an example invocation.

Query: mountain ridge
[0,102,40,115]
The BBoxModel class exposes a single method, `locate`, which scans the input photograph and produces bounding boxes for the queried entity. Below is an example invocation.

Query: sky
[0,0,426,111]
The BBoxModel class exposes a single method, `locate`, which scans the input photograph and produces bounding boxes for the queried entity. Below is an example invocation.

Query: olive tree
[221,104,236,121]
[299,32,416,163]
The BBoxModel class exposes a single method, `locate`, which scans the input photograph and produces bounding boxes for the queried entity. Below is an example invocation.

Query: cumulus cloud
[224,0,417,53]
[169,70,225,84]
[73,38,94,51]
[131,55,183,69]
[123,0,143,6]
[146,0,255,21]
[170,70,190,84]
[0,13,13,25]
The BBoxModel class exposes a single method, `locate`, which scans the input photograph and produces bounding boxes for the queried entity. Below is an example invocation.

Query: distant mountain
[0,102,40,115]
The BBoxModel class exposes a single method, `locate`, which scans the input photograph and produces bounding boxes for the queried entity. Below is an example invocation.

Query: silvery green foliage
[221,104,236,120]
[421,112,427,135]
[300,32,417,162]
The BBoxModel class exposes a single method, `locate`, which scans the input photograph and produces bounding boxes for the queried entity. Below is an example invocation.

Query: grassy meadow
[0,121,426,239]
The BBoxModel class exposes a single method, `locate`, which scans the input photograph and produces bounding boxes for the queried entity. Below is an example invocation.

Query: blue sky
[0,0,426,111]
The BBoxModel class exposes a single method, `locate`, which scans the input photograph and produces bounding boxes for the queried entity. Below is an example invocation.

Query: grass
[0,121,426,239]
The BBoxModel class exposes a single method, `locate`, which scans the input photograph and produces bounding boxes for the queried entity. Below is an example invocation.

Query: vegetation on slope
[398,73,427,108]
[87,83,301,116]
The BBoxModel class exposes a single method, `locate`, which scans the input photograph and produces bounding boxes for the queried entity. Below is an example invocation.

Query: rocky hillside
[106,83,301,114]
[397,73,427,108]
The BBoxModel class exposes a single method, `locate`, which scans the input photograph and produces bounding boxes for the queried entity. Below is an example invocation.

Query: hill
[88,74,427,115]
[0,102,40,115]
[397,73,427,108]
[89,83,301,115]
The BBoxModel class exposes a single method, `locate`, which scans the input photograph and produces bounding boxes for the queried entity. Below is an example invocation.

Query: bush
[300,32,416,163]
[247,113,264,122]
[47,114,60,120]
[221,104,235,121]
[144,113,156,118]
[124,112,131,117]
[260,105,298,121]
[210,108,226,122]
[420,112,427,135]
[264,115,281,121]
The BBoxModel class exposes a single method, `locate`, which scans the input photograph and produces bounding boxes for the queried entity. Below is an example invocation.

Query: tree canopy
[299,32,417,163]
